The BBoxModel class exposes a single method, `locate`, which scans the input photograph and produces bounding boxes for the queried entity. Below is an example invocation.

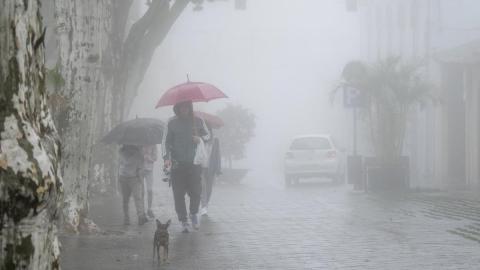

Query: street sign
[343,85,365,108]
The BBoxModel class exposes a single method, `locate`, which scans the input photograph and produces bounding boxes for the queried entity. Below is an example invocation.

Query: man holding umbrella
[157,78,227,232]
[162,101,211,232]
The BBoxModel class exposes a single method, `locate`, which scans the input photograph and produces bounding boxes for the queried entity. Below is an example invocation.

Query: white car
[284,134,345,186]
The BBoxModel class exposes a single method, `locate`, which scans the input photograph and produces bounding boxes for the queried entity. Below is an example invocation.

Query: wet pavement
[60,172,480,269]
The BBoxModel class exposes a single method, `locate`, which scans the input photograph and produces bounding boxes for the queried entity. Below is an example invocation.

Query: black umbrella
[101,118,165,145]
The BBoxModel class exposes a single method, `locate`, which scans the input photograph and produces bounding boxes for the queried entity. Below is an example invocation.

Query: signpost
[343,85,365,154]
[343,85,364,108]
[343,85,365,189]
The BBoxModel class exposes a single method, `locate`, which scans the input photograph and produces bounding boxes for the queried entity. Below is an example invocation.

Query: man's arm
[161,119,173,162]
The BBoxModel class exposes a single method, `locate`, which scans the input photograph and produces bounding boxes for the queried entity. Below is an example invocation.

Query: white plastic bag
[194,139,208,167]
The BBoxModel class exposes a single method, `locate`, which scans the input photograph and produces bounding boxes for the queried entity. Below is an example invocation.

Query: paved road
[61,172,480,269]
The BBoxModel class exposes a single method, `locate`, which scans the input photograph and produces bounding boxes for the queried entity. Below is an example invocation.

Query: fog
[131,0,362,178]
[6,0,480,268]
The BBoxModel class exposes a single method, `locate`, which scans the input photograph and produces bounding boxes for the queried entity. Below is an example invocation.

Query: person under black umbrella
[101,117,164,226]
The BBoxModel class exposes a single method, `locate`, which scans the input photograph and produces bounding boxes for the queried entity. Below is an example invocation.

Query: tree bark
[0,0,63,268]
[53,0,115,233]
[90,0,133,196]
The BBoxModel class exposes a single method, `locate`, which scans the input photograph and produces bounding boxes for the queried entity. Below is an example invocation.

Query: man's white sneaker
[199,206,208,216]
[181,221,190,233]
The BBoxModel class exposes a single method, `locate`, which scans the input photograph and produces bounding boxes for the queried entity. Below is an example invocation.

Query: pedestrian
[162,101,210,232]
[118,145,149,225]
[199,127,222,216]
[143,144,158,218]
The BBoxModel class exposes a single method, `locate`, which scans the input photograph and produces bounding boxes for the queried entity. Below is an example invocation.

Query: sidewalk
[60,178,480,269]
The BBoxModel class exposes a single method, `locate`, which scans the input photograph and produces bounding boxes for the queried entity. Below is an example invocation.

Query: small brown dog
[153,219,170,263]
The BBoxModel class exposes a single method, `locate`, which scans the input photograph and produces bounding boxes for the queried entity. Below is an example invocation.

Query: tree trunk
[53,0,114,233]
[90,0,133,196]
[116,0,190,119]
[0,0,63,268]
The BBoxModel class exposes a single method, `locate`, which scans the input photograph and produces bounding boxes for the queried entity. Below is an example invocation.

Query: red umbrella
[156,81,227,108]
[194,111,224,129]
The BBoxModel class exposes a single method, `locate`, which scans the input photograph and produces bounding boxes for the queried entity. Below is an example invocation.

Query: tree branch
[116,0,190,119]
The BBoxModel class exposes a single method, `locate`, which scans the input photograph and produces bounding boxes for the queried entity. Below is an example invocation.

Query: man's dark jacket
[162,116,210,164]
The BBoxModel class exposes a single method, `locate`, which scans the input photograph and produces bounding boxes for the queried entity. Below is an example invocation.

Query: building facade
[353,0,480,189]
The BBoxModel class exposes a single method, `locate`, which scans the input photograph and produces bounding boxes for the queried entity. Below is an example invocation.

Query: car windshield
[290,137,332,150]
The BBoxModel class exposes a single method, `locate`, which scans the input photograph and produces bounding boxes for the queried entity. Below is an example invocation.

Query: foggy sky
[130,0,364,177]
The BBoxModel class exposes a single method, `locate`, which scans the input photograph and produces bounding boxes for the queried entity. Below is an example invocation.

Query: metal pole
[352,106,362,190]
[353,107,358,156]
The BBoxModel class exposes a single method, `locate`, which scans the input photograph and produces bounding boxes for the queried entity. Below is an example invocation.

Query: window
[290,137,332,150]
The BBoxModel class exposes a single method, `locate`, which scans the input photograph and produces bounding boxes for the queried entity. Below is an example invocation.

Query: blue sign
[343,85,365,108]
